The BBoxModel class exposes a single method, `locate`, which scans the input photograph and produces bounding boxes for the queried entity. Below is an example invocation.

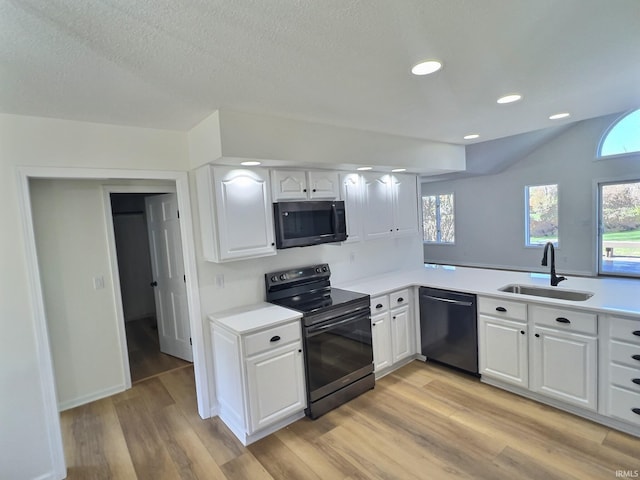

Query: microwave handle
[331,203,338,237]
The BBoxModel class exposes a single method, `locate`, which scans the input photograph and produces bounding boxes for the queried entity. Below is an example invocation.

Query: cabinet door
[340,173,363,244]
[246,344,306,433]
[371,311,392,373]
[308,171,340,199]
[214,167,276,261]
[392,174,420,237]
[478,315,528,388]
[271,170,308,200]
[362,173,394,241]
[391,306,412,363]
[531,326,597,411]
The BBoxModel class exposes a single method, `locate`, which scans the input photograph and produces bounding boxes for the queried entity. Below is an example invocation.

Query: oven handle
[306,313,369,337]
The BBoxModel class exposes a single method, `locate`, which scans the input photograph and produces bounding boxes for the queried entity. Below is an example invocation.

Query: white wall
[0,113,188,480]
[422,113,640,276]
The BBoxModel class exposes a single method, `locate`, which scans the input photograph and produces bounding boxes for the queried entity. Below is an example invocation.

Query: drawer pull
[632,379,640,386]
[397,297,404,303]
[496,307,507,312]
[634,331,640,337]
[633,408,640,416]
[270,335,281,343]
[555,317,571,324]
[376,303,384,309]
[632,354,640,361]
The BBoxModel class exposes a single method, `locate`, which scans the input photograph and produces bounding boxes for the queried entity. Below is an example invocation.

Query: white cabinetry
[210,319,306,445]
[370,289,414,376]
[600,315,640,428]
[271,169,340,201]
[530,305,598,411]
[196,165,276,262]
[339,173,364,244]
[362,172,419,241]
[478,297,528,388]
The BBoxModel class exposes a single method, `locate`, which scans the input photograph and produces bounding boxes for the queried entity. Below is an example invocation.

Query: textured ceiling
[1,0,639,144]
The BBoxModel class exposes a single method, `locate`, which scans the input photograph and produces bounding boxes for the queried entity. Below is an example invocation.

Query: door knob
[150,281,158,287]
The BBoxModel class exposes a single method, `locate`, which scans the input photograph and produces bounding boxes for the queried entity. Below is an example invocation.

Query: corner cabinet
[196,165,276,262]
[210,318,306,445]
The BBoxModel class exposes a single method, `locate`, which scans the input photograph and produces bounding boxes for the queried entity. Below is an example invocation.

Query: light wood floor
[60,361,640,479]
[125,316,191,383]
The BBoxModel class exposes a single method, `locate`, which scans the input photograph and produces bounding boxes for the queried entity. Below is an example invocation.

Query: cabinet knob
[555,317,571,324]
[270,335,281,343]
[632,354,640,361]
[271,242,275,246]
[150,281,158,287]
[376,303,383,309]
[303,188,307,192]
[298,349,302,353]
[312,189,317,192]
[496,307,507,312]
[535,333,540,338]
[392,316,396,320]
[520,330,525,335]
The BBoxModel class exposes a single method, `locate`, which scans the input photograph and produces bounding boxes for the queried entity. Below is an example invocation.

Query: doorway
[110,193,191,383]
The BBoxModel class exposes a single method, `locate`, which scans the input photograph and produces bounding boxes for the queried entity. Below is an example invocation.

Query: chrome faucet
[541,242,566,286]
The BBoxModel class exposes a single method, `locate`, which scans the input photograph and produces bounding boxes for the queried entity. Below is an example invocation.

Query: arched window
[598,109,640,157]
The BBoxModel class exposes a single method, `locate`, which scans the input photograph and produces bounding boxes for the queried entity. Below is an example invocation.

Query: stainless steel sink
[498,284,594,301]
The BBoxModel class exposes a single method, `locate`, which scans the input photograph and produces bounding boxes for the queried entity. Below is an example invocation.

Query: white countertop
[337,264,640,319]
[209,302,302,335]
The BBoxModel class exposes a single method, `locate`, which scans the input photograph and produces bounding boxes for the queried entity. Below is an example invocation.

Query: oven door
[304,308,373,402]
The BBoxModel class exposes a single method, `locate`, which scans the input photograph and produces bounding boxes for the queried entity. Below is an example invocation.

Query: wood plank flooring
[60,361,640,479]
[125,317,191,383]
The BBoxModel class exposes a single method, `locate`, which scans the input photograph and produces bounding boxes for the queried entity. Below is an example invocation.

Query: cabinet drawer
[609,386,640,427]
[610,340,640,369]
[610,317,640,345]
[371,295,389,313]
[610,363,640,393]
[478,297,527,321]
[244,322,301,357]
[530,305,597,335]
[390,289,410,310]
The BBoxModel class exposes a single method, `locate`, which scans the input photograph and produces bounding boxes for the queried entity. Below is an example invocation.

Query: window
[423,193,454,243]
[598,109,640,157]
[599,180,640,277]
[525,184,558,246]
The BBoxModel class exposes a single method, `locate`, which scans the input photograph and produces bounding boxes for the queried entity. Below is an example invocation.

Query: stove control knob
[271,276,278,282]
[315,267,322,273]
[279,274,287,280]
[322,266,328,272]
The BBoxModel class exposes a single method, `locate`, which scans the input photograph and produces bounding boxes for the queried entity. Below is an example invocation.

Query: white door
[145,194,193,362]
[271,169,308,200]
[307,171,340,199]
[340,173,363,244]
[392,174,420,237]
[362,173,394,241]
[478,315,528,387]
[371,311,392,372]
[391,306,412,363]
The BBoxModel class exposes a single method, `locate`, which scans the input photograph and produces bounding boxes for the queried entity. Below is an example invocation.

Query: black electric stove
[265,264,374,418]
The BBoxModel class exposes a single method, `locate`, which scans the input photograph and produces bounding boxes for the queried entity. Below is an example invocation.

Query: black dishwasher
[419,287,478,375]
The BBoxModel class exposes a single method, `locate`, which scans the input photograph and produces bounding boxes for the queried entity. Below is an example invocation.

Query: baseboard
[58,383,126,412]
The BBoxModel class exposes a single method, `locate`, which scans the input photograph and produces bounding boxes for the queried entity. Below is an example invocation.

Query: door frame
[103,185,180,389]
[17,166,209,480]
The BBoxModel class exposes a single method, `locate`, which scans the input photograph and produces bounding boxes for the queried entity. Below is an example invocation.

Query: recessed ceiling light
[240,161,261,166]
[357,166,373,171]
[549,112,571,120]
[391,168,406,172]
[463,134,480,140]
[497,94,522,104]
[411,60,443,76]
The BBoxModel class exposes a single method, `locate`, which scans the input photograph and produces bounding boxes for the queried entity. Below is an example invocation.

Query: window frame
[524,183,559,248]
[597,109,640,159]
[597,177,640,278]
[422,192,455,245]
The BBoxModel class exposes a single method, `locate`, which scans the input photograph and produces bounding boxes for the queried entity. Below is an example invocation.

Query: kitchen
[2,1,640,479]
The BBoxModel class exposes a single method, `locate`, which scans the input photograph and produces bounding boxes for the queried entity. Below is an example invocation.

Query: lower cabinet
[210,319,306,445]
[370,288,414,376]
[479,315,529,388]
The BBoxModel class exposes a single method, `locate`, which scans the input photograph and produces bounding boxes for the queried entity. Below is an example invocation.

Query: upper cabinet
[339,173,364,244]
[271,170,340,201]
[196,165,276,263]
[361,172,420,241]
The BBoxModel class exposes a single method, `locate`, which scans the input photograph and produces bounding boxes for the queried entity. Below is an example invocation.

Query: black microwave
[273,200,347,249]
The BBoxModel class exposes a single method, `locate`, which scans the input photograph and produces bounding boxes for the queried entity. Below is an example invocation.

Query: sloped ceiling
[1,0,639,147]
